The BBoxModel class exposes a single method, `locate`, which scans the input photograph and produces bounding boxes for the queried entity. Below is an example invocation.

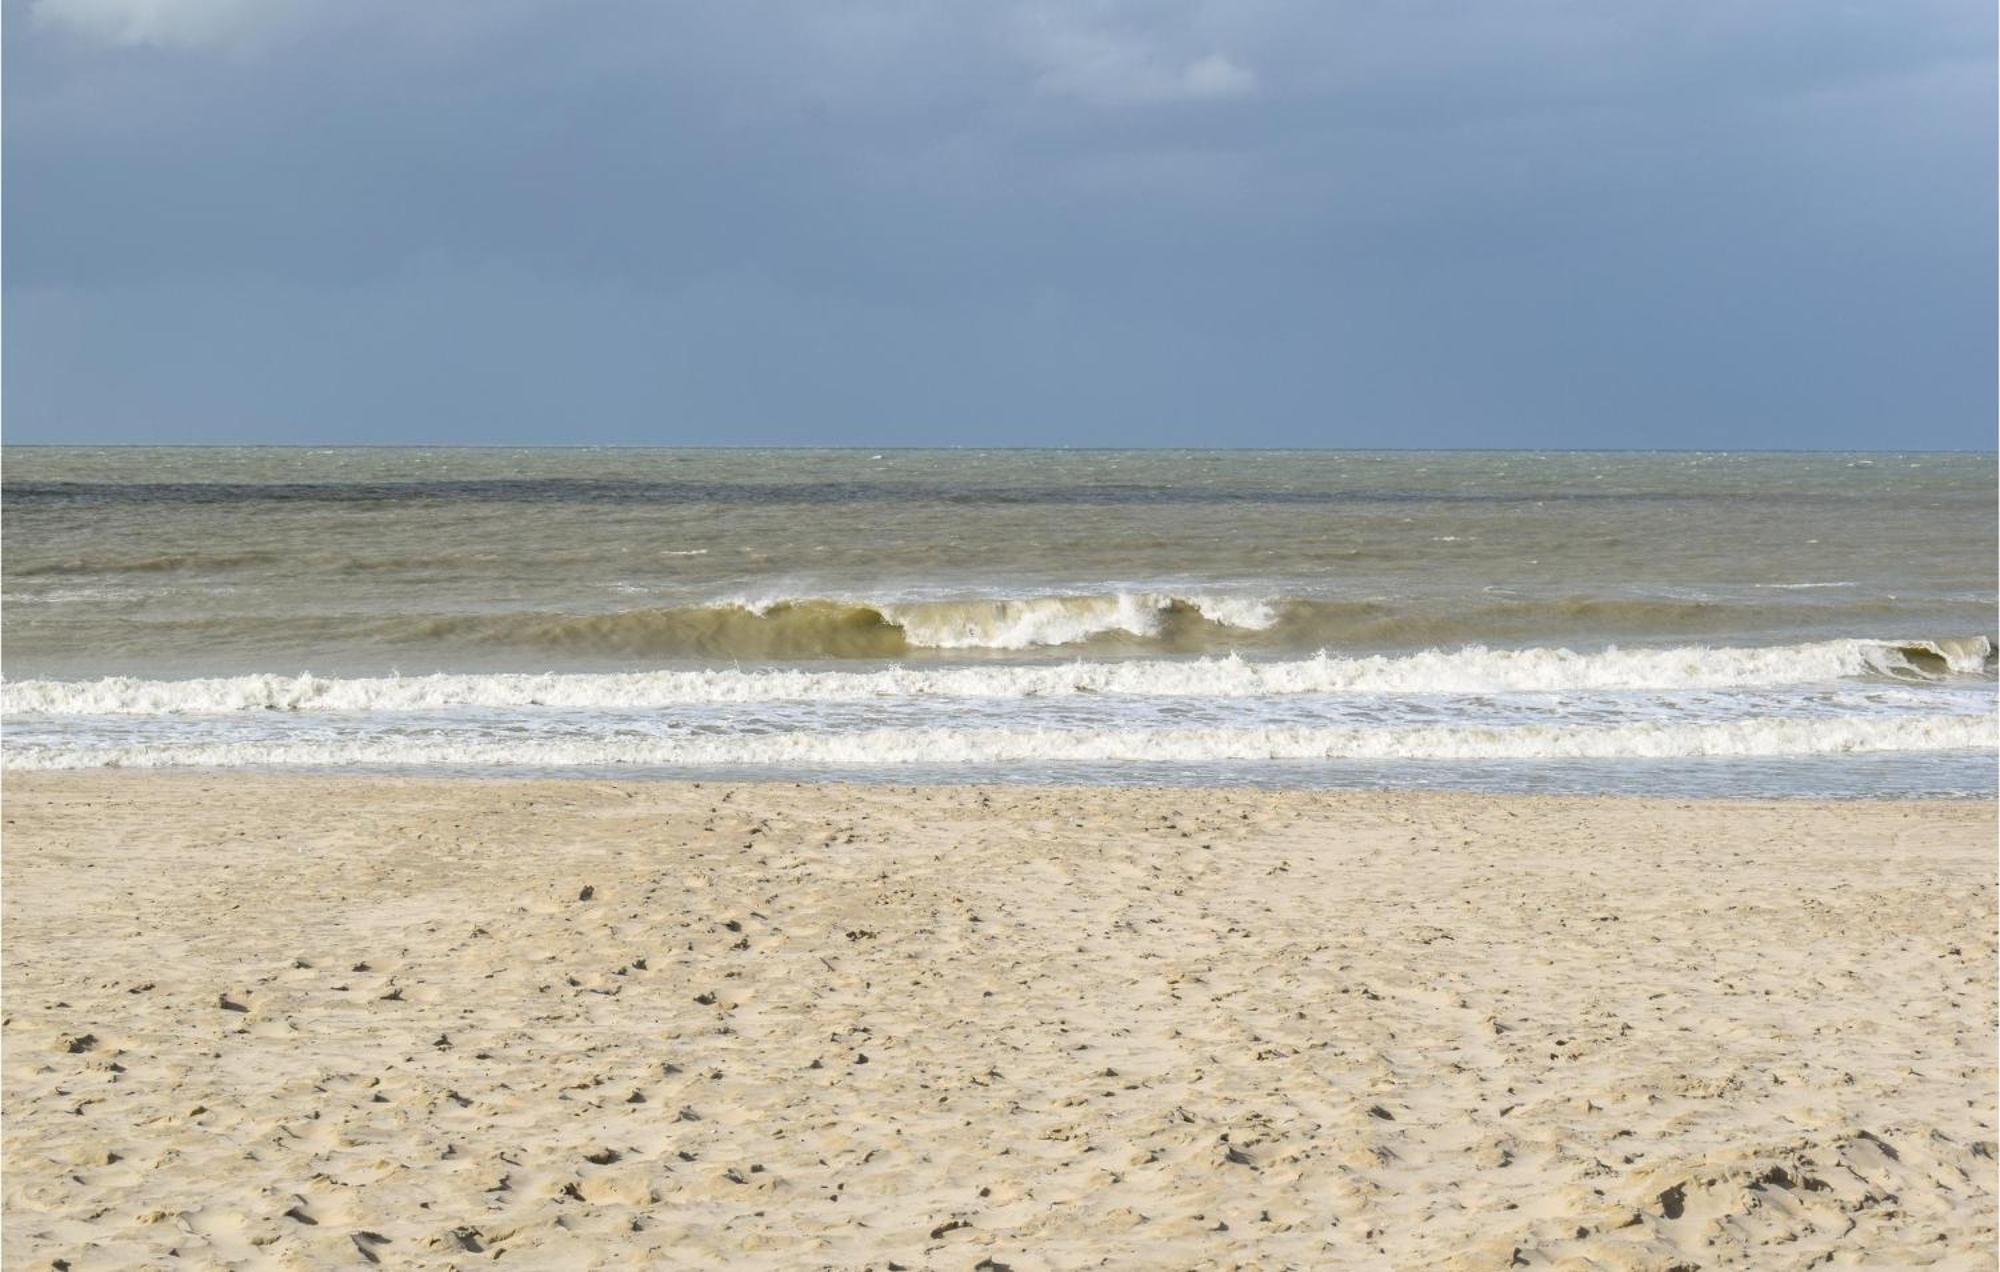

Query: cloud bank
[5,0,1993,445]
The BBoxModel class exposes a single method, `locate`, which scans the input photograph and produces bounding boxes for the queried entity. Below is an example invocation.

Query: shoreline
[32,765,1991,808]
[5,772,1994,1266]
[5,766,1996,802]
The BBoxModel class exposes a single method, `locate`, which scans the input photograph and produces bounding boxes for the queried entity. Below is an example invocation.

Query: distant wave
[9,549,584,577]
[7,714,1991,771]
[6,637,1990,717]
[9,551,283,577]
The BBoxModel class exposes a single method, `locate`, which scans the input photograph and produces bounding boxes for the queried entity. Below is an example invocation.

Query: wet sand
[3,774,1994,1268]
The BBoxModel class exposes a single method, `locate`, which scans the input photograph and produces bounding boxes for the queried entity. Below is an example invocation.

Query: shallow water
[5,447,1993,795]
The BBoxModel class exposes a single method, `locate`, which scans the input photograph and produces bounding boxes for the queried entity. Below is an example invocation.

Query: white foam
[882,593,1172,649]
[696,589,1285,650]
[3,587,148,605]
[1184,595,1283,630]
[4,637,1987,717]
[880,591,1283,648]
[6,713,1990,771]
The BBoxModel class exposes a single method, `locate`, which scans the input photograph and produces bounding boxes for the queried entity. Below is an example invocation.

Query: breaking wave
[321,594,1985,659]
[6,637,1990,717]
[367,592,1286,658]
[15,581,1989,661]
[7,714,1991,771]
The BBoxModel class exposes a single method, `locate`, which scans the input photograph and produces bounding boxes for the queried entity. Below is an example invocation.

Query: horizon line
[4,443,1996,457]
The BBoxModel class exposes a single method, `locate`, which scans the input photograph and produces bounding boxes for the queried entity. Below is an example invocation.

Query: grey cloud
[4,0,1993,446]
[30,0,322,50]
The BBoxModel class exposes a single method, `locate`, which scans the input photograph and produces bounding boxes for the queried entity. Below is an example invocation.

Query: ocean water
[4,447,1994,796]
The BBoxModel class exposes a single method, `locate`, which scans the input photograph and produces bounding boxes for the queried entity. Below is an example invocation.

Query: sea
[3,447,1994,797]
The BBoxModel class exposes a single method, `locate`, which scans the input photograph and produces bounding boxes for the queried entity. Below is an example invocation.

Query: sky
[4,0,1995,448]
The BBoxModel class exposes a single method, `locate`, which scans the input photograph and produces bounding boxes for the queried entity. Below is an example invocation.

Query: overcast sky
[5,0,1994,447]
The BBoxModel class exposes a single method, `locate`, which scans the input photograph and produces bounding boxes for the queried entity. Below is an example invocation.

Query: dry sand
[3,773,1994,1269]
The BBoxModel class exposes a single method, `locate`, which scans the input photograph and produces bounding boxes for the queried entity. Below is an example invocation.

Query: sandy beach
[3,774,1993,1268]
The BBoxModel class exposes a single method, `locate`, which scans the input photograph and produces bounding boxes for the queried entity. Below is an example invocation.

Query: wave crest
[373,592,1286,658]
[388,595,1991,658]
[6,637,1989,717]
